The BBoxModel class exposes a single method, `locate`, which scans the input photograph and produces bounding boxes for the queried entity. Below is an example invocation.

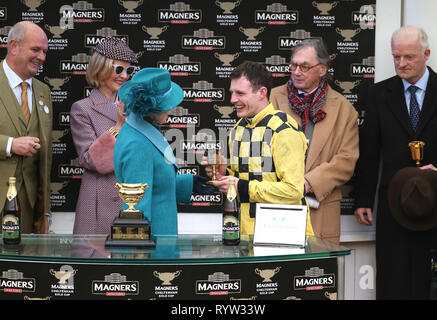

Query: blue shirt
[402,67,429,113]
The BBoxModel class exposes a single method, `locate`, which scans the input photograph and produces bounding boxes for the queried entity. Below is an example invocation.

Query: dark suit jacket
[354,66,437,299]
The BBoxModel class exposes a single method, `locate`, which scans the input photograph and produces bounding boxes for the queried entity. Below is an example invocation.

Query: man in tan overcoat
[270,39,359,243]
[0,21,52,233]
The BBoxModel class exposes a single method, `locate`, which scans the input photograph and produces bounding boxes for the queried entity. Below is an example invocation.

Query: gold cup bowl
[408,141,425,166]
[115,182,148,212]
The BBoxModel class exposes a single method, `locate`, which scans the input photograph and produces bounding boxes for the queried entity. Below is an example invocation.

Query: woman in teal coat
[114,68,212,237]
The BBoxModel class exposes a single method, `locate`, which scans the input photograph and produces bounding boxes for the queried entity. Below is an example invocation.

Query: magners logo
[278,29,313,50]
[92,273,139,296]
[255,3,298,25]
[264,55,290,78]
[84,28,128,48]
[294,267,335,291]
[60,53,90,75]
[183,81,225,102]
[0,7,6,20]
[163,106,200,128]
[182,29,225,51]
[350,56,375,78]
[58,112,70,126]
[159,2,202,24]
[0,26,11,48]
[181,138,222,154]
[190,193,223,206]
[58,158,84,179]
[177,166,199,175]
[196,272,241,296]
[352,5,376,29]
[61,1,104,23]
[0,270,35,293]
[158,54,201,76]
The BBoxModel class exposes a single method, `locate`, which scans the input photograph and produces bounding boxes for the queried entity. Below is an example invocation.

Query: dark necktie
[408,85,420,131]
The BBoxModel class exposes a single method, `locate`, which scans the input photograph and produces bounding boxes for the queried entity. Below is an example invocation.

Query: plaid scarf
[287,78,328,132]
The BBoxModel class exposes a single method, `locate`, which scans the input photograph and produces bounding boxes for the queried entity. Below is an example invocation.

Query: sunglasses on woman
[113,65,137,76]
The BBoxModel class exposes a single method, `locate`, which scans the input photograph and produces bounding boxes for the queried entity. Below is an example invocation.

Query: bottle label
[6,190,16,201]
[223,215,240,240]
[2,214,20,239]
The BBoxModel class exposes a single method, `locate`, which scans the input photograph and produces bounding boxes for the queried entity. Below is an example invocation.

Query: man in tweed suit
[208,61,313,236]
[0,21,52,233]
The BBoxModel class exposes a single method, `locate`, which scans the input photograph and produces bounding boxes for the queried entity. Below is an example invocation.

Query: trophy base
[105,217,156,248]
[119,210,143,219]
[206,180,217,185]
[105,236,156,248]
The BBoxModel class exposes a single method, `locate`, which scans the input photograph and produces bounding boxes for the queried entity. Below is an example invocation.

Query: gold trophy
[105,183,155,247]
[206,149,221,184]
[408,141,425,166]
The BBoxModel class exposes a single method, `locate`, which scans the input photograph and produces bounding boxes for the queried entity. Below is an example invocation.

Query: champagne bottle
[2,177,21,245]
[222,177,240,245]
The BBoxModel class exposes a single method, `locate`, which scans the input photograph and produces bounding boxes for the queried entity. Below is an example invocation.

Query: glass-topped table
[0,234,350,300]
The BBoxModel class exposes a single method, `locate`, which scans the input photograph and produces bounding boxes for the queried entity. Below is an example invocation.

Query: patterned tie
[408,85,420,131]
[21,82,30,125]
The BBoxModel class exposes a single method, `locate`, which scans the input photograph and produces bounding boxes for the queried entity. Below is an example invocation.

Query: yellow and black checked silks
[227,104,311,235]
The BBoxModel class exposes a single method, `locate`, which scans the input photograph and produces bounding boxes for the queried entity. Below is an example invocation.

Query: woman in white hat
[70,37,138,234]
[114,68,214,237]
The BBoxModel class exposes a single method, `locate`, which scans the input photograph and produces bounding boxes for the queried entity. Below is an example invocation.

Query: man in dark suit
[0,21,52,233]
[354,26,437,299]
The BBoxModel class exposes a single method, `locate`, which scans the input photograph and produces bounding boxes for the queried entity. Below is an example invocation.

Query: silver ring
[33,143,37,149]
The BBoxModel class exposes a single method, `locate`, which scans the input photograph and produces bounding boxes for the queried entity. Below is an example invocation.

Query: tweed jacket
[114,113,193,237]
[0,60,52,233]
[270,84,359,242]
[70,88,122,234]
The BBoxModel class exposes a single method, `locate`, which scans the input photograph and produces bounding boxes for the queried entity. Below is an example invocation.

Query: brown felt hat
[388,167,437,231]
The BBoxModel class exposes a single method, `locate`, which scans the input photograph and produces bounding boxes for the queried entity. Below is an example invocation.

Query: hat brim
[388,167,437,231]
[118,78,184,114]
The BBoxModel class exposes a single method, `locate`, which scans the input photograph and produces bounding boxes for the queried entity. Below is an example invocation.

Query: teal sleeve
[176,174,193,204]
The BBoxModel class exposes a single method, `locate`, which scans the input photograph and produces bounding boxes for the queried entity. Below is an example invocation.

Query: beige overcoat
[270,84,359,242]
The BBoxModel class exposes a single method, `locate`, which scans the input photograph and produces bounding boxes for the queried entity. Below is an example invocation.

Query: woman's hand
[201,153,227,180]
[114,100,126,131]
[211,176,239,194]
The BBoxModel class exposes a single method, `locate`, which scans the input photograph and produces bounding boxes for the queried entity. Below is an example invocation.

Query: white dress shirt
[402,67,429,113]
